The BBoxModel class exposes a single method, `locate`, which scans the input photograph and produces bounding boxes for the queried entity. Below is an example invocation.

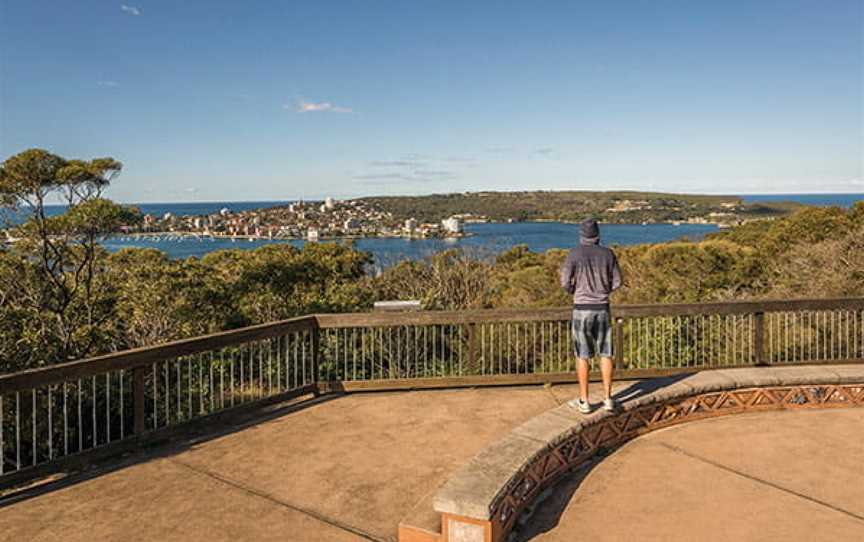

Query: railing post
[133,366,146,436]
[467,323,477,375]
[754,311,766,365]
[614,317,625,368]
[311,325,321,396]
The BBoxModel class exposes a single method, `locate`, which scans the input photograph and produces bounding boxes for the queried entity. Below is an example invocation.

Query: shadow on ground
[0,392,340,508]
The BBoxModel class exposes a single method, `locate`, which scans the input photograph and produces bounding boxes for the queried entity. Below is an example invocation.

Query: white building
[441,216,462,234]
[324,197,335,210]
[344,218,361,231]
[307,228,320,241]
[404,218,418,233]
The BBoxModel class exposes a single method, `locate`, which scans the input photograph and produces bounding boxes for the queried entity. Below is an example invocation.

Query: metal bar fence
[0,319,316,485]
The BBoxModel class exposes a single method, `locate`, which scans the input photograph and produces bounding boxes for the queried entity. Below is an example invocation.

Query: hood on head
[580,218,600,244]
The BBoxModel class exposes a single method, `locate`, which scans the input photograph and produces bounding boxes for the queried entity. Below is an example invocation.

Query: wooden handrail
[0,315,316,393]
[313,297,864,328]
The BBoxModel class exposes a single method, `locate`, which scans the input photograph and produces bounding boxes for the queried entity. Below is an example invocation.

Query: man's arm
[610,251,623,291]
[559,251,575,294]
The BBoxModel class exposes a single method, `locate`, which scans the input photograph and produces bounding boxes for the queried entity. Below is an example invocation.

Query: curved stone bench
[431,365,864,542]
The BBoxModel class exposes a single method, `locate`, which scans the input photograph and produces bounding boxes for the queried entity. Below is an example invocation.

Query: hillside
[355,190,799,224]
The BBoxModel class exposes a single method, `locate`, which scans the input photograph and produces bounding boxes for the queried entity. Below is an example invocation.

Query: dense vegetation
[2,149,861,376]
[357,190,800,223]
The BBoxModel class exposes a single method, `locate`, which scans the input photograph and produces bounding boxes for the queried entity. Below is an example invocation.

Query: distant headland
[120,190,803,241]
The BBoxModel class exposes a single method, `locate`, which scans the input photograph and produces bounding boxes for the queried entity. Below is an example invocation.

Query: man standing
[559,218,623,413]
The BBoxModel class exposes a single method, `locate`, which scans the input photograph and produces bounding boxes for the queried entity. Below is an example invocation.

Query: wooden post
[754,311,766,365]
[614,317,625,368]
[467,323,477,375]
[311,326,321,396]
[133,366,146,436]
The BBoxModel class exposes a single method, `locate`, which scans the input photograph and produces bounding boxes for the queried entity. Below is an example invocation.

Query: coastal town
[132,198,469,240]
[126,193,763,242]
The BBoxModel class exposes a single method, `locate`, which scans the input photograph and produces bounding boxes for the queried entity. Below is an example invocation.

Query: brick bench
[429,365,864,542]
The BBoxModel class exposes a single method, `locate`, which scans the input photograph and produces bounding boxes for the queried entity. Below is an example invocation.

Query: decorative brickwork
[491,383,864,535]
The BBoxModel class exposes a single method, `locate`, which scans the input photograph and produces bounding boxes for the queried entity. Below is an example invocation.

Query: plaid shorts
[571,309,613,359]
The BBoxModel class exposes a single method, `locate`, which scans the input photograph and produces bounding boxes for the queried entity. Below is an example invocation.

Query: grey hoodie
[559,237,623,307]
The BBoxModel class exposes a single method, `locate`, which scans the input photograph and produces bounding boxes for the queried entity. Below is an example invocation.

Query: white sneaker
[568,398,592,414]
[603,397,620,412]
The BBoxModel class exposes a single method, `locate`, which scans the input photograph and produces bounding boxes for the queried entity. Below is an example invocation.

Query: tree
[0,149,134,366]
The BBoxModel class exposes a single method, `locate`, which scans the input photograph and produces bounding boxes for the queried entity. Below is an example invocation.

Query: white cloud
[120,5,141,16]
[97,80,119,88]
[532,147,558,159]
[354,155,458,184]
[485,145,516,155]
[290,100,352,113]
[849,178,863,186]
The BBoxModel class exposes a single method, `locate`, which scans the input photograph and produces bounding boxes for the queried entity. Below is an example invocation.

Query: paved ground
[0,382,606,542]
[518,408,864,541]
[3,383,861,542]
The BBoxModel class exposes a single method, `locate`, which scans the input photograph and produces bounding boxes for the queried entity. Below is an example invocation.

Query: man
[559,218,623,414]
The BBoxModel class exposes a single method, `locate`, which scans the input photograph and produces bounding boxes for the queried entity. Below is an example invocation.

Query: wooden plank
[314,298,864,328]
[314,307,572,328]
[320,368,703,392]
[613,317,625,367]
[0,316,317,394]
[613,298,864,318]
[314,359,864,393]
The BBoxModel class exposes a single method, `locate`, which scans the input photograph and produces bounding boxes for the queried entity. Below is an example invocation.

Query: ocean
[740,194,863,207]
[5,193,863,263]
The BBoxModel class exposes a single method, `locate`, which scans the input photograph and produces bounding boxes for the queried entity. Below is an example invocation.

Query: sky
[1,0,862,203]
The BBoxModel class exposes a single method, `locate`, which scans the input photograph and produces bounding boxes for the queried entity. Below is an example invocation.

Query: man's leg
[578,357,590,402]
[600,356,614,399]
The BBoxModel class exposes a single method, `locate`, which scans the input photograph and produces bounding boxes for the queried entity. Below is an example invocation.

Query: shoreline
[118,220,725,242]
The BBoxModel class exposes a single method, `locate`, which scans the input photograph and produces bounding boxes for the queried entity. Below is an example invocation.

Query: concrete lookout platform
[1,365,862,542]
[425,365,864,542]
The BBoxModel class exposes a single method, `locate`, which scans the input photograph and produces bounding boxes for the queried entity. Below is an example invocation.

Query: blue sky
[1,1,862,202]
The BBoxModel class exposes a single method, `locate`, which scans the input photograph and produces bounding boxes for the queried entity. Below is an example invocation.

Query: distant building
[441,216,462,234]
[162,212,174,221]
[307,228,319,241]
[344,218,361,231]
[404,218,418,233]
[324,197,335,210]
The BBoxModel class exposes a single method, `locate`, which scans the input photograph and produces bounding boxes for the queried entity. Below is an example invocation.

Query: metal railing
[1,297,863,487]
